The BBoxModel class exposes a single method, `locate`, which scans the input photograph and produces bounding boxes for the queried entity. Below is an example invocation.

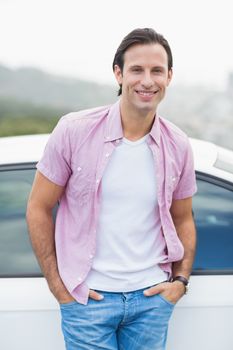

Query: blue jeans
[60,287,175,350]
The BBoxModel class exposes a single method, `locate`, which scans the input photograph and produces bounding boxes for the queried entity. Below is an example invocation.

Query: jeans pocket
[157,293,176,307]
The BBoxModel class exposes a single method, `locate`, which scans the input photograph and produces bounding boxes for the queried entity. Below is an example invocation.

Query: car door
[1,165,233,350]
[0,164,64,350]
[167,173,233,350]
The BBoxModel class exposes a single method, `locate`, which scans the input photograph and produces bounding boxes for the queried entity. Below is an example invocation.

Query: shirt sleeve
[172,138,197,200]
[36,117,72,186]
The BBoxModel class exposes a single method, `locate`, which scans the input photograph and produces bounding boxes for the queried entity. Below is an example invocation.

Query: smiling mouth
[135,90,158,96]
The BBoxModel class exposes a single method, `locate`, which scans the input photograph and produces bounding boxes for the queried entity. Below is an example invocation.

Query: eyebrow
[129,65,166,70]
[129,65,142,69]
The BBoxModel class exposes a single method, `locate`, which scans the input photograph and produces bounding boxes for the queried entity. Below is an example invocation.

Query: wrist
[170,275,190,294]
[48,279,68,298]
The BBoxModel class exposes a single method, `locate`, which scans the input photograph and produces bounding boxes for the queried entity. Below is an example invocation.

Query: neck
[120,100,156,141]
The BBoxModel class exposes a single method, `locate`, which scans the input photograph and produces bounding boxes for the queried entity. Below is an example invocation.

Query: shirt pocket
[169,175,180,191]
[68,165,95,206]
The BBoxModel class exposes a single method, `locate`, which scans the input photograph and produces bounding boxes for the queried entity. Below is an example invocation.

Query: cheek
[156,76,169,88]
[124,74,140,86]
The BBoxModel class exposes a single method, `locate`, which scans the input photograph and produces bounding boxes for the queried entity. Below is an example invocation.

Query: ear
[166,68,173,86]
[114,65,123,85]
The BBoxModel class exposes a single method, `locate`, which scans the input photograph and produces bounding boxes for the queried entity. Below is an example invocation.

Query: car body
[0,134,233,350]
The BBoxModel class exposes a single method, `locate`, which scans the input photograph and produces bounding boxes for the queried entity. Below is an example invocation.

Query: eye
[152,68,163,74]
[131,67,142,73]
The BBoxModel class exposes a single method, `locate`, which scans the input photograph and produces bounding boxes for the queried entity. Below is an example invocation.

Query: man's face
[114,43,172,115]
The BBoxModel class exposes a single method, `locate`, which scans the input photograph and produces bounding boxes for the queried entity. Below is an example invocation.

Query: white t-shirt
[85,135,168,291]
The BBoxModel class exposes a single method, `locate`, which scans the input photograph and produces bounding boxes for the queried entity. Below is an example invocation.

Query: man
[27,28,197,350]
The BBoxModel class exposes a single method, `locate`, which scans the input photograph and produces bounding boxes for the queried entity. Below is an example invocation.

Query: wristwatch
[171,275,189,294]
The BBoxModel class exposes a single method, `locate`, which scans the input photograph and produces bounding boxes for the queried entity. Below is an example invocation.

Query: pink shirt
[37,100,197,305]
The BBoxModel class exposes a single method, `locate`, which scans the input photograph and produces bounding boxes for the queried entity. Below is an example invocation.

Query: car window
[0,168,41,276]
[1,168,232,277]
[193,178,233,273]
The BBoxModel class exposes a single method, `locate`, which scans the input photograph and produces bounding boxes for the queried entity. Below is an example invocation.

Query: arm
[144,197,196,302]
[170,197,196,280]
[26,170,74,303]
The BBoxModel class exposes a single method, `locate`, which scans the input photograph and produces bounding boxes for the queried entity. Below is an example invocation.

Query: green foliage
[0,64,117,137]
[0,97,67,136]
[0,116,60,137]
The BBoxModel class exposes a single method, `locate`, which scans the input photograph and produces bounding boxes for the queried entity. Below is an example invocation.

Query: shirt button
[78,277,82,282]
[96,179,100,184]
[106,136,110,140]
[105,153,110,157]
[116,139,120,144]
[89,254,94,259]
[77,167,82,171]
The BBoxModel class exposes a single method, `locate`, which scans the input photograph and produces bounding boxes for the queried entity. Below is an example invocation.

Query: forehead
[123,43,168,68]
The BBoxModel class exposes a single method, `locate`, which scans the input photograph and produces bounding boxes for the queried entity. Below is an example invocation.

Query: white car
[0,134,233,350]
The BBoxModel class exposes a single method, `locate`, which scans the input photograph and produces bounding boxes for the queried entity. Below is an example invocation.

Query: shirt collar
[104,99,160,146]
[149,114,161,146]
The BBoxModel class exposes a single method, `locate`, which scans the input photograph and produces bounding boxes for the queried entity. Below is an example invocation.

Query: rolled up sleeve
[36,118,72,186]
[173,139,197,200]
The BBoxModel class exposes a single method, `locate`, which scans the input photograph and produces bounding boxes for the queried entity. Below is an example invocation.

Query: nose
[141,72,153,88]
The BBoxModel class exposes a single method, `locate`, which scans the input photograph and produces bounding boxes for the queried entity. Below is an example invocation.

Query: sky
[0,0,233,89]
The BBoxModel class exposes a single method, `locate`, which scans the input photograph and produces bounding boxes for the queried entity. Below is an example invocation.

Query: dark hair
[112,28,173,95]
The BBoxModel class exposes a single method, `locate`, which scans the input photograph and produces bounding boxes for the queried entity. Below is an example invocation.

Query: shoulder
[46,104,112,152]
[60,104,111,129]
[52,104,112,147]
[159,116,190,150]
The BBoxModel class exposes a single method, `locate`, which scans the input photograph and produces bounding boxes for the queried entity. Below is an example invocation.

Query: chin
[134,102,157,115]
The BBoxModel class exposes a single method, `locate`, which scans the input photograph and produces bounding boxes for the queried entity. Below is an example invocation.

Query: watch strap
[172,275,189,285]
[171,275,189,294]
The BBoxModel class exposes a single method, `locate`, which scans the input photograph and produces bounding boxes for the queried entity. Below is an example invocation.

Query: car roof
[0,134,233,182]
[190,138,233,182]
[0,134,50,164]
